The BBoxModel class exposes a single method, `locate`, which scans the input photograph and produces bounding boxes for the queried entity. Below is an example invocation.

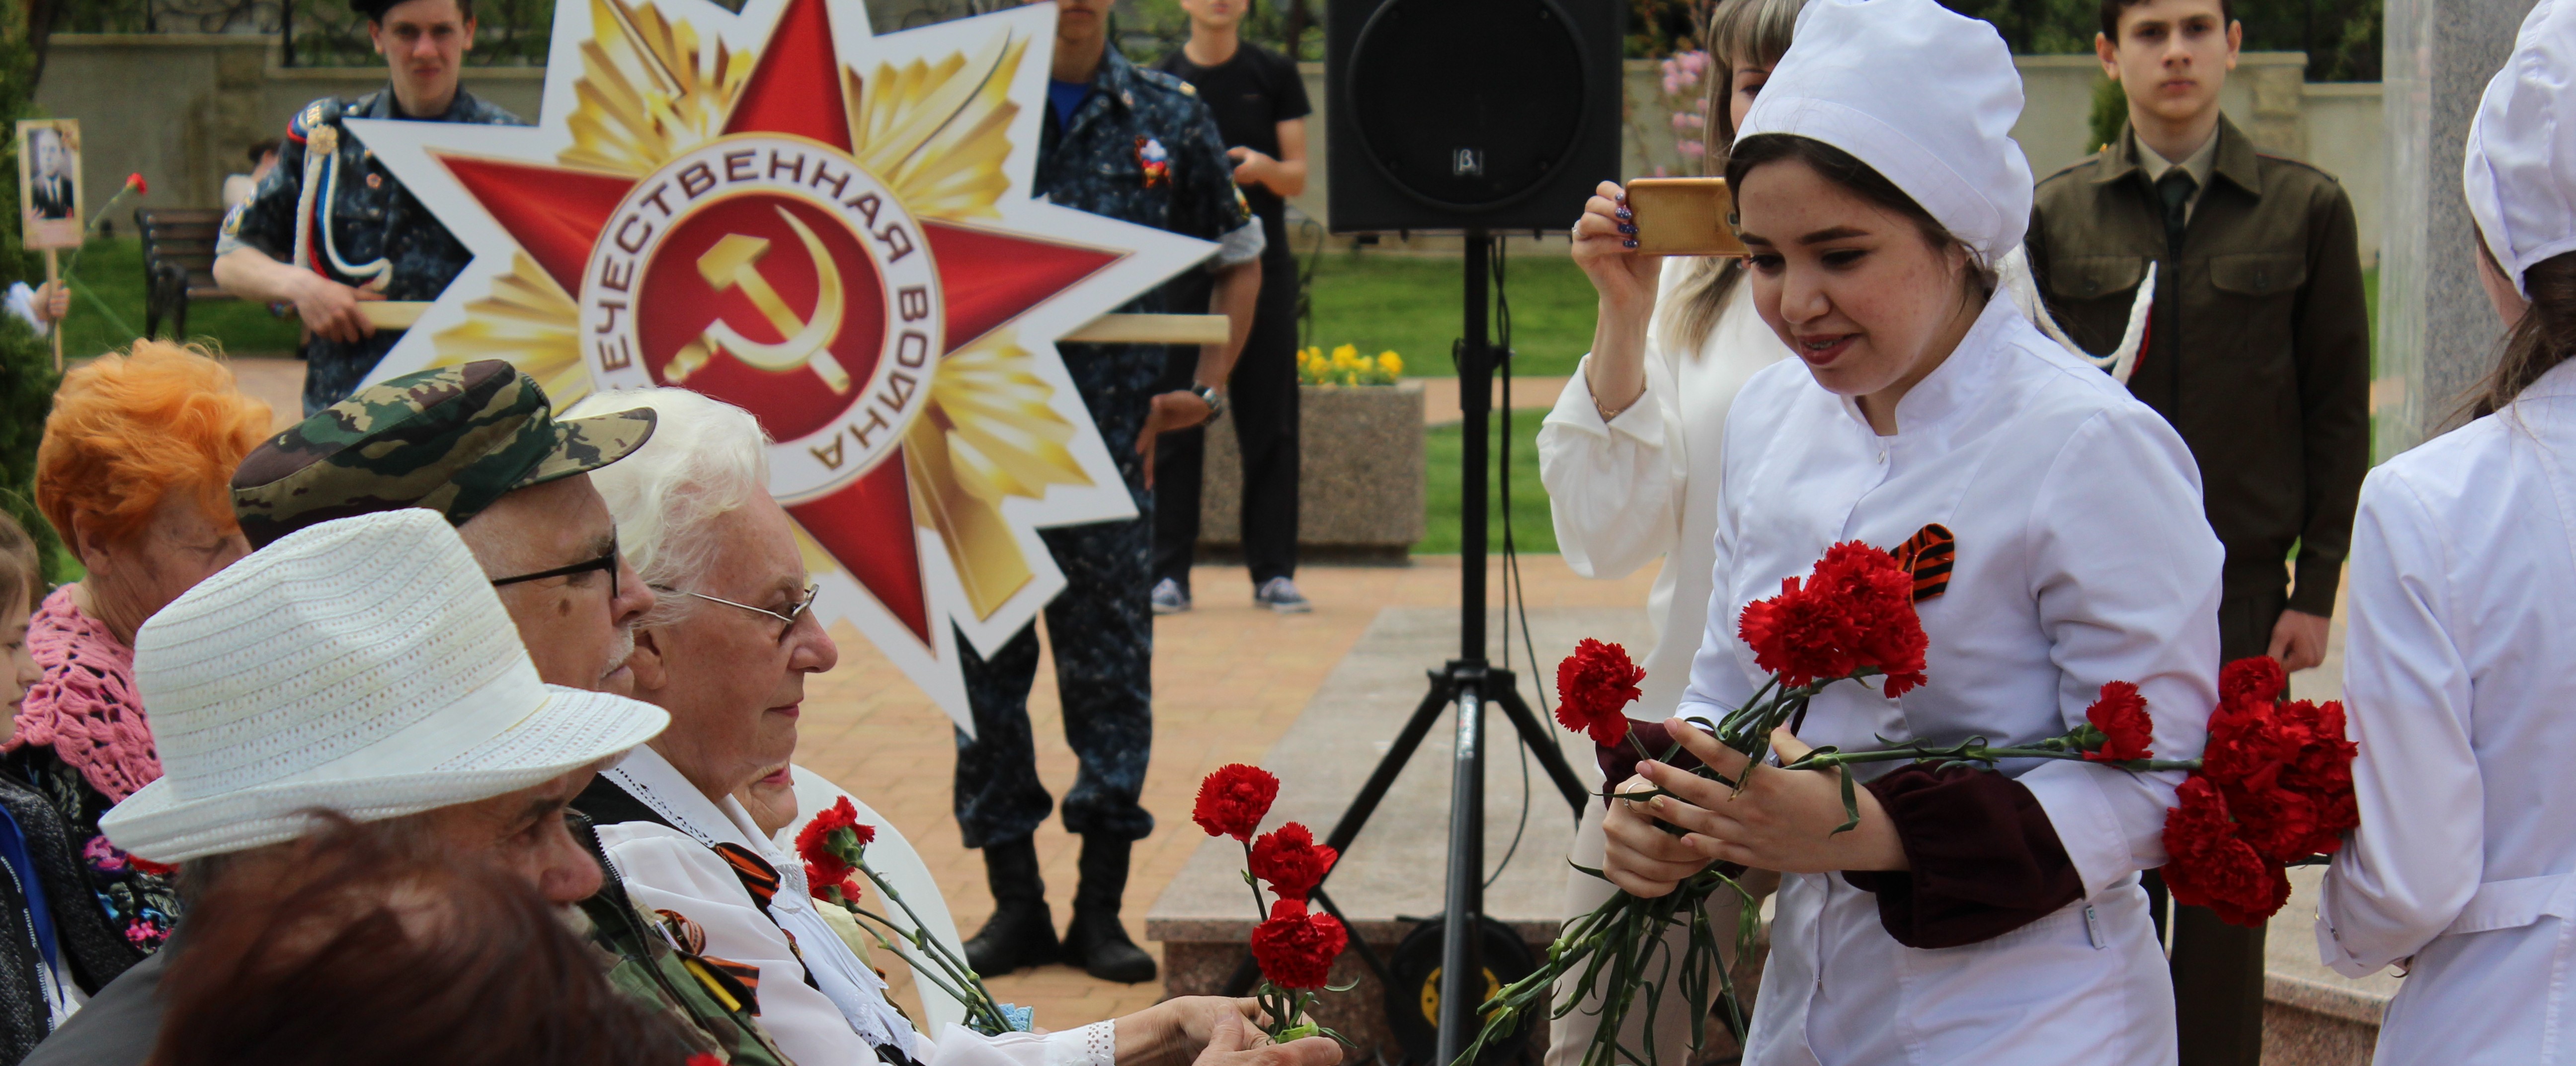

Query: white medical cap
[1733,0,2032,261]
[2465,0,2576,298]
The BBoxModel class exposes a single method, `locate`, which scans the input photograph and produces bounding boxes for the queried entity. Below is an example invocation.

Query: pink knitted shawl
[5,587,161,802]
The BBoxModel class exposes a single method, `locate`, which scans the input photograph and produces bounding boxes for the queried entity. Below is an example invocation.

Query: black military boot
[1061,835,1158,984]
[963,836,1058,976]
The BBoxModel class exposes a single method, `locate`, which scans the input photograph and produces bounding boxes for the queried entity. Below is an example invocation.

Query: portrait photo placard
[17,119,83,250]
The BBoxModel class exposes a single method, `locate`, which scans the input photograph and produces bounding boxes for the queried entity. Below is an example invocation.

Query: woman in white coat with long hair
[2318,3,2576,1061]
[1537,0,1798,1060]
[1597,0,2224,1062]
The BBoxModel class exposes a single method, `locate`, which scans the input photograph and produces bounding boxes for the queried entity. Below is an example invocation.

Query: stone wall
[32,35,544,223]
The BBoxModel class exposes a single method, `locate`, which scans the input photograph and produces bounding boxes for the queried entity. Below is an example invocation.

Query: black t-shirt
[1152,42,1310,225]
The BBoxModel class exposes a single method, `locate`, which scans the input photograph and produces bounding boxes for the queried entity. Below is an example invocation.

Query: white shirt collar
[1842,294,2019,440]
[602,744,770,854]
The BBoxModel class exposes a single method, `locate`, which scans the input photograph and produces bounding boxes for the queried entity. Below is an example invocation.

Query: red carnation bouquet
[793,796,1027,1034]
[2160,657,2360,925]
[1462,541,2361,1066]
[1192,764,1351,1044]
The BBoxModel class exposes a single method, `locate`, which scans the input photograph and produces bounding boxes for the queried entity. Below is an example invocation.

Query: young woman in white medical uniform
[2319,3,2576,1061]
[1598,0,2224,1063]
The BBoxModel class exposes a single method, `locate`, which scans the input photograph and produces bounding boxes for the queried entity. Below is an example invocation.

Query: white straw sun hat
[101,508,669,864]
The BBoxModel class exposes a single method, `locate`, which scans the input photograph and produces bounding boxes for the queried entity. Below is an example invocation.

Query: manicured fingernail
[1618,223,1637,236]
[1623,239,1639,248]
[1615,206,1632,220]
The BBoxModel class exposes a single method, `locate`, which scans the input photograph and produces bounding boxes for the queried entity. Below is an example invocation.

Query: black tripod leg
[1321,671,1464,854]
[1489,681,1592,818]
[1220,671,1462,996]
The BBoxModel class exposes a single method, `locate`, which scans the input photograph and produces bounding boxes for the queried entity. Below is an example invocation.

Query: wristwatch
[1190,382,1225,420]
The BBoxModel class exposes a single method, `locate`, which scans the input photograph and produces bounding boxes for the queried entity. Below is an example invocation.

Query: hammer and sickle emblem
[665,205,854,393]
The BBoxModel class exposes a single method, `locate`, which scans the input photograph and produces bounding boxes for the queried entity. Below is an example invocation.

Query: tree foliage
[1623,0,2381,82]
[0,4,67,578]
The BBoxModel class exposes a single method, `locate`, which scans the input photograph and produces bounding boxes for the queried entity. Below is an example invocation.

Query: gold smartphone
[1624,177,1746,256]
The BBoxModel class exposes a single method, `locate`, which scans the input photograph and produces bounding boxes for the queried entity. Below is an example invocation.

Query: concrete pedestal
[2376,0,2541,458]
[1146,605,1648,1064]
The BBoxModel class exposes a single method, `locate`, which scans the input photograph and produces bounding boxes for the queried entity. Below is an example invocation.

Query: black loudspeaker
[1325,0,1623,234]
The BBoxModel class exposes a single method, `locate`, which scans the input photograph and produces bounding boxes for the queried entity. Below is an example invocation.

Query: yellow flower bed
[1297,343,1403,386]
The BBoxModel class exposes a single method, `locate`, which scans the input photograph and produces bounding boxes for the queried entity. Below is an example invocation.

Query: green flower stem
[849,863,1016,1034]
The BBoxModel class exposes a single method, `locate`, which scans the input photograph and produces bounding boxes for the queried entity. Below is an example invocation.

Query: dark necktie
[2158,168,2198,257]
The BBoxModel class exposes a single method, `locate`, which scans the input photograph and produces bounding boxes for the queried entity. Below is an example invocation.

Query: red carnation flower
[1249,898,1348,989]
[2198,685,2359,863]
[1193,764,1280,841]
[2160,777,2292,926]
[125,172,147,195]
[805,861,862,905]
[1250,822,1338,902]
[1554,639,1646,746]
[794,797,875,902]
[1737,542,1928,697]
[2218,656,2287,709]
[2082,681,2154,762]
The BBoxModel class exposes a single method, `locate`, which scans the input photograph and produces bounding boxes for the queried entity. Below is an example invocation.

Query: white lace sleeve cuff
[1048,1021,1117,1066]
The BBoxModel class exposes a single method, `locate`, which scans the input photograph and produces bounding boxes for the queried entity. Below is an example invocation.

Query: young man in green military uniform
[2026,1,2370,1064]
[952,0,1264,986]
[213,0,527,415]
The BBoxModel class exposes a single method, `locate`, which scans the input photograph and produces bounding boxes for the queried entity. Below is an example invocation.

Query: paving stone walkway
[801,557,1657,1027]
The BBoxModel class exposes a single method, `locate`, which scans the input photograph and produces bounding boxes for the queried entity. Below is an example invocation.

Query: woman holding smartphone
[1536,0,1799,1061]
[1600,0,2222,1061]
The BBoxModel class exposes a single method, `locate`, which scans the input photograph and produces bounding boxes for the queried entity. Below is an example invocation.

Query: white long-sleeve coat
[1538,262,1789,720]
[592,746,1116,1066]
[2317,362,2576,1065]
[1681,296,2222,1066]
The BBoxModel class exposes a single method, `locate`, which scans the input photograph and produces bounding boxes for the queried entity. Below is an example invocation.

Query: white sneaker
[1151,577,1192,614]
[1254,576,1312,613]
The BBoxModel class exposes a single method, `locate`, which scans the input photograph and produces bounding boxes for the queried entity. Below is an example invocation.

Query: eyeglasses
[490,534,621,601]
[655,582,822,640]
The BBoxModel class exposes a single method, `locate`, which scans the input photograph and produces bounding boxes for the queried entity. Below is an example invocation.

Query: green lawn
[49,237,302,360]
[1304,251,1598,379]
[1420,412,1554,556]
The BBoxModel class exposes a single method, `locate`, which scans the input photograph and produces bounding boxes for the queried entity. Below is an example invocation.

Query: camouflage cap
[231,361,657,549]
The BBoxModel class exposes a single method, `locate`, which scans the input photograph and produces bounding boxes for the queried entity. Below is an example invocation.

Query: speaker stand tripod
[1220,233,1591,1066]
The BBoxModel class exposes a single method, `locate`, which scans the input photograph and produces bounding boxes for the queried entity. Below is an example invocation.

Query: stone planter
[1197,381,1425,562]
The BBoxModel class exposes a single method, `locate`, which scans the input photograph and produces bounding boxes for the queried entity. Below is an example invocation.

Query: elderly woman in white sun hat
[2317,3,2576,1061]
[1597,0,2223,1063]
[19,508,674,1066]
[563,387,1334,1066]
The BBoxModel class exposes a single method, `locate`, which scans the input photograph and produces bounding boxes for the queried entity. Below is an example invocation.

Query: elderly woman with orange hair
[5,341,269,962]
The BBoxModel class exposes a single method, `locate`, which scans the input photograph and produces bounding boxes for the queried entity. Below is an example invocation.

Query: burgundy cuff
[1842,764,2084,949]
[1594,720,1708,806]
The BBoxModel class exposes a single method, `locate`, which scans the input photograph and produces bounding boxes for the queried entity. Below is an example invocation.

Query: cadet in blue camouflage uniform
[213,0,526,415]
[954,0,1265,987]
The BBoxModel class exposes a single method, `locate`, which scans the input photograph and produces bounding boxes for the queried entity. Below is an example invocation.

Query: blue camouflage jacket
[1037,46,1259,317]
[220,86,526,411]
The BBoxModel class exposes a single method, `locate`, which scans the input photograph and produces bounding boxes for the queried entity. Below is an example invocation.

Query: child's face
[1,589,36,734]
[2099,0,2239,130]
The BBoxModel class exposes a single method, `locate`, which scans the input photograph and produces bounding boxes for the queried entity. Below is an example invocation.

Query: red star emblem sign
[354,0,1218,726]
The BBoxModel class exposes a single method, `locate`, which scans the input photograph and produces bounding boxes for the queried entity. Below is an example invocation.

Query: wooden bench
[135,208,235,340]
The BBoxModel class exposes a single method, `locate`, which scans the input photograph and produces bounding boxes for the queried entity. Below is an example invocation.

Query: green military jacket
[574,818,795,1066]
[2027,116,2371,617]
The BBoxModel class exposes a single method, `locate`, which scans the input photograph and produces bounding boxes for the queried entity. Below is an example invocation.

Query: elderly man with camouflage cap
[26,361,805,1066]
[229,358,660,694]
[18,511,780,1066]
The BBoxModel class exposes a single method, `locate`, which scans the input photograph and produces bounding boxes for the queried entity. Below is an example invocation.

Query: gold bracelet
[1594,387,1640,423]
